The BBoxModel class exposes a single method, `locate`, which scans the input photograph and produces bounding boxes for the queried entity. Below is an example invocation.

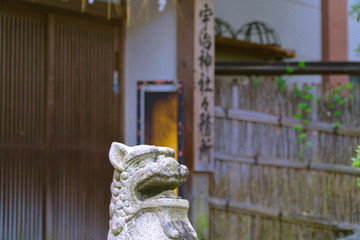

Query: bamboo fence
[210,76,360,239]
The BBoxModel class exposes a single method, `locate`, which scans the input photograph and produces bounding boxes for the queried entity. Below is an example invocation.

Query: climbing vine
[293,81,354,158]
[350,0,360,22]
[352,146,360,186]
[350,1,360,52]
[245,60,355,158]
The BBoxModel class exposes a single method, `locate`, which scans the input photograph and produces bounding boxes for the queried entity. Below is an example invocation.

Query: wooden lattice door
[0,6,123,240]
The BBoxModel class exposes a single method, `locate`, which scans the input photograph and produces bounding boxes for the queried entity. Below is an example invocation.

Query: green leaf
[349,94,353,99]
[277,77,284,84]
[293,90,301,96]
[305,108,312,113]
[294,125,303,131]
[299,152,305,158]
[333,121,339,127]
[287,67,294,74]
[353,158,360,167]
[277,83,285,89]
[252,80,259,87]
[305,86,312,91]
[303,119,309,124]
[334,96,340,101]
[295,113,302,119]
[299,133,307,139]
[299,103,307,109]
[325,95,330,99]
[329,103,334,108]
[298,61,306,68]
[305,141,312,148]
[338,85,345,90]
[332,90,340,95]
[347,82,354,89]
[334,111,340,117]
[339,100,344,105]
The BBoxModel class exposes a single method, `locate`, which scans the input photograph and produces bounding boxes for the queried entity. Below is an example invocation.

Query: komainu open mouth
[133,153,189,201]
[135,175,185,200]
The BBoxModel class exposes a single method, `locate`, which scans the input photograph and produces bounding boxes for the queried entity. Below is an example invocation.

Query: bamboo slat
[215,107,360,137]
[212,76,360,239]
[215,153,360,176]
[209,197,357,231]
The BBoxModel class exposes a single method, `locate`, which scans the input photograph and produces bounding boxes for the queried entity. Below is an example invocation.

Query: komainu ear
[109,142,129,172]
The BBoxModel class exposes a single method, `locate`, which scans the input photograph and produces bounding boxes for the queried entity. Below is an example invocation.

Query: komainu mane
[108,142,198,240]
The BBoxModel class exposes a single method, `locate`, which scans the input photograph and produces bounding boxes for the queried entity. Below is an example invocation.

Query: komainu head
[108,142,198,240]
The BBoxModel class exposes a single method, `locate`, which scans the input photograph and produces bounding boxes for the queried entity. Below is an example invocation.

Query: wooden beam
[7,0,123,25]
[216,36,296,60]
[215,61,360,75]
[215,153,360,176]
[19,0,124,20]
[215,107,360,137]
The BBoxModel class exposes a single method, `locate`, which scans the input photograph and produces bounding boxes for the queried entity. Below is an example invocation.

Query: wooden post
[321,0,348,89]
[177,0,215,239]
[113,12,126,143]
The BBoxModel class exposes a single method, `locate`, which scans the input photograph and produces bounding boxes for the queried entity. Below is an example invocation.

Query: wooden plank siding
[211,76,360,239]
[0,5,124,240]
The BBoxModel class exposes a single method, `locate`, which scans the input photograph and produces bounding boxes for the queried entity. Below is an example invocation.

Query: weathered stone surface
[108,142,198,240]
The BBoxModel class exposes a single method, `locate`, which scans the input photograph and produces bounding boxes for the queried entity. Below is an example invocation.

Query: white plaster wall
[348,0,360,61]
[215,0,322,84]
[124,1,177,146]
[215,0,321,60]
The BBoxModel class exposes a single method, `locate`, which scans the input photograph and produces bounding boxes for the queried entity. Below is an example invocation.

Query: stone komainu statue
[108,142,198,240]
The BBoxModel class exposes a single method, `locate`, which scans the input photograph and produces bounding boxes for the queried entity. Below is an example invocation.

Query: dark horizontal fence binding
[215,61,360,75]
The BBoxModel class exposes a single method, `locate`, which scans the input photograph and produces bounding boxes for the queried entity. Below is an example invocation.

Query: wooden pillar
[177,0,215,239]
[322,0,348,89]
[114,4,126,143]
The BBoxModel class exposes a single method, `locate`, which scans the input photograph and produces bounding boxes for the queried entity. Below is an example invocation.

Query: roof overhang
[216,36,296,60]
